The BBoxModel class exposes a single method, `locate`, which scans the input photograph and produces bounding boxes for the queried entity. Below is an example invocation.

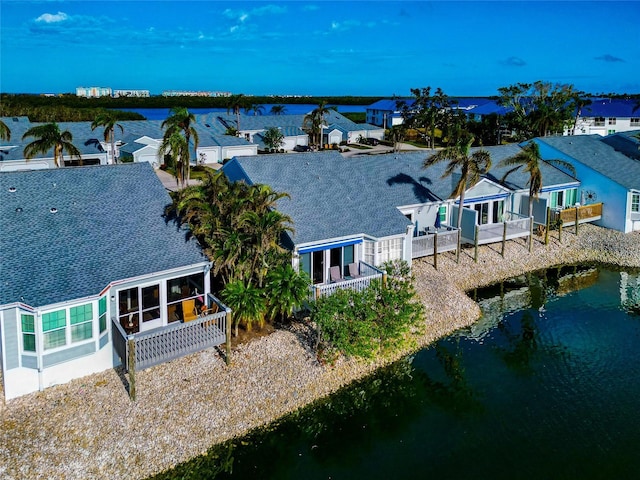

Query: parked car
[366,138,379,146]
[293,145,311,152]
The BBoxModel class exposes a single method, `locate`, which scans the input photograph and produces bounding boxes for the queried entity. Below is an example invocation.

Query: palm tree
[221,279,267,336]
[161,107,199,188]
[226,93,248,133]
[246,104,265,116]
[158,130,188,187]
[499,141,576,218]
[22,122,81,167]
[90,112,122,160]
[262,126,285,152]
[387,125,406,153]
[303,101,331,148]
[91,111,123,164]
[423,132,491,232]
[270,105,287,115]
[264,264,310,323]
[0,119,10,142]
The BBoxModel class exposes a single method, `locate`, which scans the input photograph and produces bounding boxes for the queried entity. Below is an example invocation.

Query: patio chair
[181,299,199,322]
[348,263,361,279]
[330,266,344,283]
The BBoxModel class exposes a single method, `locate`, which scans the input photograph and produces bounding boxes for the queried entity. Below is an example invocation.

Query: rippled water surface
[156,266,640,480]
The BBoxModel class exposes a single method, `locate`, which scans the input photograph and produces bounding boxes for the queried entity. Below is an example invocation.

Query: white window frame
[632,193,640,213]
[41,302,96,352]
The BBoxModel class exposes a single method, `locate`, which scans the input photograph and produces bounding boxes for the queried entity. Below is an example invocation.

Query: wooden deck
[112,293,229,373]
[552,203,603,227]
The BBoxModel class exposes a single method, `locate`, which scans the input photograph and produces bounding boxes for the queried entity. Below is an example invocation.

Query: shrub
[311,261,425,362]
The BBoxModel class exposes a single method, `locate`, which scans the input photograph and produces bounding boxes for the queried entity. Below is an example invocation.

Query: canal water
[154,265,640,480]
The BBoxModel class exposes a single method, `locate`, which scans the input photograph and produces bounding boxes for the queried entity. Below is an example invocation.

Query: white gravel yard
[1,225,639,480]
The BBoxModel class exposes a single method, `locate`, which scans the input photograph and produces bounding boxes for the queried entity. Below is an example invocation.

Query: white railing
[477,213,531,245]
[309,261,384,301]
[412,226,459,258]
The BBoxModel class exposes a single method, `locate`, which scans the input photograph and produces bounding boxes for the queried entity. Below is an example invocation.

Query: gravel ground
[1,225,639,479]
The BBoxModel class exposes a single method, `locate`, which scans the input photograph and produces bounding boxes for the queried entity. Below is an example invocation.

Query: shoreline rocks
[1,225,639,479]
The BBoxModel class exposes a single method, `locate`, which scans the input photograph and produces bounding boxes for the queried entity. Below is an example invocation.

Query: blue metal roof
[0,163,207,307]
[579,99,639,118]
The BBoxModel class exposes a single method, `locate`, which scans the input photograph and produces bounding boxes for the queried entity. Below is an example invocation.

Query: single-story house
[221,147,581,285]
[0,117,108,171]
[535,135,640,232]
[0,163,226,400]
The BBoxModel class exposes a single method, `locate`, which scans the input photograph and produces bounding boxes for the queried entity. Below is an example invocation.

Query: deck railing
[412,226,459,258]
[477,212,531,245]
[112,293,228,372]
[310,261,384,301]
[552,203,603,227]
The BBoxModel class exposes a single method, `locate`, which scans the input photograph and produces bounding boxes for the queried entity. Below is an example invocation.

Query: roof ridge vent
[50,207,58,214]
[8,186,16,192]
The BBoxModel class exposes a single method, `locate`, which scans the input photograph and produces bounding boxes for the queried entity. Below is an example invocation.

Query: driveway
[155,168,203,191]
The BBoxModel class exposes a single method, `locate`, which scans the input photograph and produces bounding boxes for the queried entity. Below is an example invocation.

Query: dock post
[528,216,534,252]
[225,309,232,365]
[474,225,479,263]
[127,335,136,401]
[433,231,438,270]
[501,221,507,257]
[545,207,550,245]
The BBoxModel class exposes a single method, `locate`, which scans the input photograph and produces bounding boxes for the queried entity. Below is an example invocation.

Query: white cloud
[230,25,239,33]
[35,11,68,24]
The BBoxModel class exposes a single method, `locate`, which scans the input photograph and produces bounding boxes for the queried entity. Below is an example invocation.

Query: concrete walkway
[154,168,204,191]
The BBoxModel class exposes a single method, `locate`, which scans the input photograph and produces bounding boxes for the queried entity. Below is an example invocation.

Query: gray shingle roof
[537,135,640,190]
[601,130,640,161]
[223,146,579,246]
[0,163,207,307]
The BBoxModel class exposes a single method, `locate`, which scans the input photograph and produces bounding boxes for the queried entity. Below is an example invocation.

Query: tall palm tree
[303,101,331,147]
[226,93,248,133]
[270,105,287,115]
[22,122,81,167]
[0,119,10,142]
[499,141,576,218]
[423,132,491,231]
[161,107,199,188]
[91,111,123,164]
[158,130,188,187]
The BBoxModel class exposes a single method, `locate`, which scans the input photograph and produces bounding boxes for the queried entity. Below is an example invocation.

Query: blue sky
[1,1,639,97]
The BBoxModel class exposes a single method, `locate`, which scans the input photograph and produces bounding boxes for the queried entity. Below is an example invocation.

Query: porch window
[98,297,107,333]
[364,241,375,266]
[21,314,36,352]
[632,194,639,213]
[378,238,402,264]
[70,304,93,342]
[166,273,205,323]
[471,199,503,225]
[42,309,67,350]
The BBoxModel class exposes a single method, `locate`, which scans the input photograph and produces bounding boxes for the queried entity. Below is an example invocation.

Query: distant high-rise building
[113,89,150,98]
[76,86,112,98]
[162,90,232,97]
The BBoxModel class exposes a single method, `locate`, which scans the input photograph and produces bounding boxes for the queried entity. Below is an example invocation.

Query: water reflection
[152,265,640,480]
